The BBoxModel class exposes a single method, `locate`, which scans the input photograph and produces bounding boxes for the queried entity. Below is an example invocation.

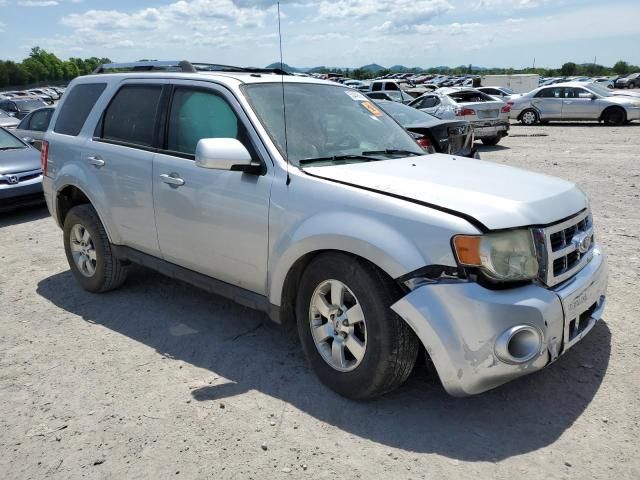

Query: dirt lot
[1,121,639,480]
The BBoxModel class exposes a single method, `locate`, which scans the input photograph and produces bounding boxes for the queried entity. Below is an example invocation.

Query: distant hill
[360,63,386,73]
[265,62,301,72]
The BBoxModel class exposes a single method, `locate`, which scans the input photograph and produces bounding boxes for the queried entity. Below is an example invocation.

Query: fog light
[495,325,542,364]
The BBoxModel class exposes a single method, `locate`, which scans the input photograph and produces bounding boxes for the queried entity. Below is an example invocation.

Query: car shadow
[36,269,610,461]
[510,121,639,128]
[476,143,510,153]
[0,204,49,228]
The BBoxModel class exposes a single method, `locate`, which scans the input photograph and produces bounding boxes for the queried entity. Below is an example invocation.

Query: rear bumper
[391,246,607,396]
[471,120,510,139]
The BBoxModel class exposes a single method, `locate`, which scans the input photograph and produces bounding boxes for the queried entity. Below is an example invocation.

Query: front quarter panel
[267,169,480,306]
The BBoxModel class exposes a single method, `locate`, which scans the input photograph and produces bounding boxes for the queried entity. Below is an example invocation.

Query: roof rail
[93,60,289,76]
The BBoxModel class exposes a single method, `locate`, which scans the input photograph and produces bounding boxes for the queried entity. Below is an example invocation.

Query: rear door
[152,81,273,295]
[530,87,564,119]
[84,80,165,255]
[561,87,601,120]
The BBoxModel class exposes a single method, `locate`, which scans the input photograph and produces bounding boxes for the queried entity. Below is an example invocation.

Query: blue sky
[1,0,639,68]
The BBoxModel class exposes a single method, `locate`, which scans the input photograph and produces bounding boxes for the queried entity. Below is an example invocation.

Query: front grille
[0,169,42,186]
[535,210,595,287]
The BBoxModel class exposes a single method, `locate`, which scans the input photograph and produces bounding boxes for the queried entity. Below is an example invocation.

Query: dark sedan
[374,100,477,158]
[0,127,44,211]
[0,97,48,120]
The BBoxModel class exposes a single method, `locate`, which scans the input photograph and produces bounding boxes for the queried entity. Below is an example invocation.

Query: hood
[0,147,41,174]
[606,95,640,106]
[610,90,640,99]
[303,154,587,231]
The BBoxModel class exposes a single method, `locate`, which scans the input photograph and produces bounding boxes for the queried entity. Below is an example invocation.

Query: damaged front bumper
[391,247,608,397]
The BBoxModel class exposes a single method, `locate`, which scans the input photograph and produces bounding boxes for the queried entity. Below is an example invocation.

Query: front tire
[296,253,419,400]
[602,107,626,126]
[63,204,128,293]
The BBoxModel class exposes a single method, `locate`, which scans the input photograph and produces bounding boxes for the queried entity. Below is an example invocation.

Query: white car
[508,82,640,125]
[409,87,510,145]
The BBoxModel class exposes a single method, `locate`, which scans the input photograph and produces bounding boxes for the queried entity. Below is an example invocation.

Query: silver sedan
[508,82,640,126]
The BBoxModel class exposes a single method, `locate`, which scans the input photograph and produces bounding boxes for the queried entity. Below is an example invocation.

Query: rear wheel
[63,204,128,293]
[296,252,419,400]
[520,109,539,125]
[481,136,501,146]
[602,107,626,126]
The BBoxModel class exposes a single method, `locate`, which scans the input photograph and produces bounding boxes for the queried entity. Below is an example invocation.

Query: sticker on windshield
[344,90,367,101]
[361,101,383,117]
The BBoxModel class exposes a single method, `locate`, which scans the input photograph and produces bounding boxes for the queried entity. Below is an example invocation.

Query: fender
[268,211,449,306]
[52,163,121,244]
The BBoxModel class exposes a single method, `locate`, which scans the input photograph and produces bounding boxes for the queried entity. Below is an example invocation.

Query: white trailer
[480,74,539,94]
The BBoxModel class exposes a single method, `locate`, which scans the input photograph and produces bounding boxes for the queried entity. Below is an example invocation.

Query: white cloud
[17,1,59,6]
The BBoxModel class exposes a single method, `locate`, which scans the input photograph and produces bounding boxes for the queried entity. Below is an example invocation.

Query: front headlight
[453,230,539,282]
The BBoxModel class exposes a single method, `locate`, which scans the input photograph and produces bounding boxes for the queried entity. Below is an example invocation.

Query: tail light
[40,140,49,176]
[456,107,476,116]
[501,104,511,113]
[416,136,436,154]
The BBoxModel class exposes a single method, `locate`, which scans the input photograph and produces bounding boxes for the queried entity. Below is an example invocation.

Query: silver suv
[42,61,608,399]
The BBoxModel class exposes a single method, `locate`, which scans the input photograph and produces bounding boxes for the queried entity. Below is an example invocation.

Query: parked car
[28,89,55,105]
[614,73,640,89]
[508,82,640,125]
[13,107,55,150]
[0,127,43,211]
[0,97,48,120]
[409,88,510,145]
[366,90,415,104]
[0,109,20,129]
[42,60,607,399]
[374,99,477,158]
[476,86,514,100]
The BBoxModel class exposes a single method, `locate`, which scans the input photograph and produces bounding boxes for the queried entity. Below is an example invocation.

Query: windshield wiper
[361,149,423,157]
[299,154,381,165]
[0,147,24,151]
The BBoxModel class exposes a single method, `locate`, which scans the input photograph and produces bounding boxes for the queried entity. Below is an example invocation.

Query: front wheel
[296,253,419,400]
[63,204,128,293]
[602,107,626,126]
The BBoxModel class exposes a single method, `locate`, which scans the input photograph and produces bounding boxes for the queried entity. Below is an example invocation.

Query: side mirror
[590,94,598,100]
[23,137,35,145]
[195,138,263,174]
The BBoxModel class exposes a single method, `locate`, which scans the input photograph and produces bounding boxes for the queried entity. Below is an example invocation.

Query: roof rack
[93,60,290,76]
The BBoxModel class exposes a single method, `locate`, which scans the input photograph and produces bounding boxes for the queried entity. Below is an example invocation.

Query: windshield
[0,128,26,150]
[376,101,438,126]
[584,83,613,97]
[243,83,423,166]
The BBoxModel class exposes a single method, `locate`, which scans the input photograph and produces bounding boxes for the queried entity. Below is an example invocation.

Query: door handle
[87,155,105,167]
[160,173,185,187]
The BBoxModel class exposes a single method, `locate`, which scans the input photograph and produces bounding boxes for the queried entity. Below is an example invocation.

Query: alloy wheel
[309,279,367,372]
[521,111,537,125]
[69,224,97,277]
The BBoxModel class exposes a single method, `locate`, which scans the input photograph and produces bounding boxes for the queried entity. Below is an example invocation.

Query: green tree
[612,60,630,75]
[560,62,578,76]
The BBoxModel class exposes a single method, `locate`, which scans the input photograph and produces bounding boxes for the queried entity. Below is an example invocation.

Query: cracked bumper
[391,247,608,396]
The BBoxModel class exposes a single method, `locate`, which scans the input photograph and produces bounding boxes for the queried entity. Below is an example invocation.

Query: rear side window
[101,85,162,147]
[54,83,106,136]
[29,109,53,131]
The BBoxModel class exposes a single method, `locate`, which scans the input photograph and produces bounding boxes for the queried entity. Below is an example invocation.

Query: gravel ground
[1,121,639,480]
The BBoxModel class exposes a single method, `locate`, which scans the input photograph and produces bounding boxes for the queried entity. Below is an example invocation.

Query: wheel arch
[600,105,627,123]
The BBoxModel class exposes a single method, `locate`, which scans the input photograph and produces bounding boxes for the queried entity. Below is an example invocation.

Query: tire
[296,252,419,400]
[602,107,626,126]
[63,204,128,293]
[629,82,636,89]
[481,136,501,146]
[520,109,539,125]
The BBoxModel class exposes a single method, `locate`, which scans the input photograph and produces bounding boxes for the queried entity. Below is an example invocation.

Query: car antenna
[277,1,291,186]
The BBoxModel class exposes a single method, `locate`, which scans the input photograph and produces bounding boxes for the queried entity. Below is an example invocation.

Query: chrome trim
[535,209,595,287]
[0,168,43,186]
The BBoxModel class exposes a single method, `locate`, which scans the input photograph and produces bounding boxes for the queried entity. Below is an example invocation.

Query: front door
[561,87,601,120]
[153,82,273,295]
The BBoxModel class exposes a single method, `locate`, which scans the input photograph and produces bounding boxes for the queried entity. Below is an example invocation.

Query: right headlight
[453,230,539,282]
